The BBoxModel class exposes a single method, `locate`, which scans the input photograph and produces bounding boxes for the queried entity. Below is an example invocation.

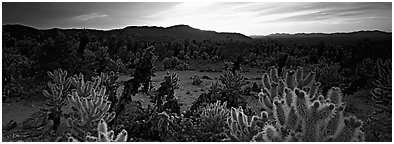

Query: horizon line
[3,23,392,37]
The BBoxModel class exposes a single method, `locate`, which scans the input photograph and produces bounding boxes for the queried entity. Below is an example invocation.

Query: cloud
[72,13,108,21]
[259,2,391,23]
[3,2,391,35]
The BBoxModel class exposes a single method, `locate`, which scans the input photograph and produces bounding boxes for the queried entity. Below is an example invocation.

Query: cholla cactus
[259,66,319,113]
[67,74,116,141]
[219,71,248,108]
[251,66,365,142]
[68,119,128,142]
[153,72,180,114]
[42,69,72,132]
[220,71,247,91]
[200,101,230,132]
[224,107,269,141]
[70,73,102,97]
[43,69,71,108]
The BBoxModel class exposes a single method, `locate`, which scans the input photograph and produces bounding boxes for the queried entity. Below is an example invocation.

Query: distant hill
[251,31,392,46]
[2,24,253,42]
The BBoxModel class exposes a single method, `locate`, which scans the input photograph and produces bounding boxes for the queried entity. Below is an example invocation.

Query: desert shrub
[111,102,187,142]
[363,59,392,142]
[110,102,155,141]
[370,59,391,112]
[308,58,345,94]
[285,55,307,69]
[190,70,249,113]
[223,61,233,71]
[163,56,191,70]
[192,75,203,85]
[344,58,377,95]
[3,46,36,99]
[208,55,220,64]
[81,45,119,78]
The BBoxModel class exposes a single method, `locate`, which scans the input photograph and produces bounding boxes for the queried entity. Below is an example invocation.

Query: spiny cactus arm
[43,82,66,107]
[258,92,273,111]
[114,130,128,142]
[313,101,335,120]
[224,122,240,142]
[292,89,310,117]
[295,66,304,84]
[226,118,239,139]
[67,88,116,134]
[286,106,299,132]
[260,124,282,142]
[71,73,90,97]
[226,107,264,141]
[269,66,279,83]
[234,108,247,129]
[248,115,261,130]
[272,98,286,128]
[201,101,230,121]
[270,82,279,98]
[301,100,335,141]
[91,77,102,91]
[67,90,84,112]
[278,89,298,130]
[283,88,294,107]
[70,119,128,142]
[298,72,316,88]
[97,119,121,142]
[278,79,285,96]
[320,103,346,140]
[90,92,115,122]
[294,66,317,89]
[48,68,71,90]
[262,73,271,90]
[259,110,270,122]
[68,136,79,142]
[85,134,98,142]
[285,70,296,90]
[329,116,364,142]
[326,87,343,106]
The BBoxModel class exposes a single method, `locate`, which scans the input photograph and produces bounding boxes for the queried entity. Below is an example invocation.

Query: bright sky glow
[3,2,392,35]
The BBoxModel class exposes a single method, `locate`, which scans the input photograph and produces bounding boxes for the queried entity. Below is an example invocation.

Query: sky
[2,2,392,35]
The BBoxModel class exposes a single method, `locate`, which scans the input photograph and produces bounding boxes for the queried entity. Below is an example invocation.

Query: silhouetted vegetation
[2,24,391,142]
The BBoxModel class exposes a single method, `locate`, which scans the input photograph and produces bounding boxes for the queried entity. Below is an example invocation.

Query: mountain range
[2,24,253,42]
[2,24,391,44]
